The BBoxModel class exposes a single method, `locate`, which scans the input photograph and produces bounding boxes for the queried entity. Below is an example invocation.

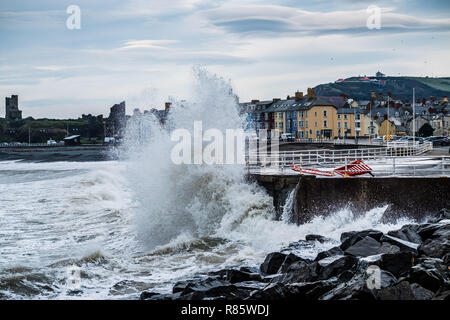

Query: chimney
[272,98,280,103]
[443,96,448,103]
[165,102,171,111]
[306,88,315,99]
[251,99,260,104]
[295,91,304,101]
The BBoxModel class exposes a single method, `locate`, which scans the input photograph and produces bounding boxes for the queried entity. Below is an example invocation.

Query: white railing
[247,156,450,177]
[247,142,433,169]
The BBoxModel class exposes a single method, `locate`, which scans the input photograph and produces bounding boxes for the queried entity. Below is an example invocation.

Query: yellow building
[297,104,338,139]
[334,109,366,138]
[379,120,406,136]
[274,111,285,135]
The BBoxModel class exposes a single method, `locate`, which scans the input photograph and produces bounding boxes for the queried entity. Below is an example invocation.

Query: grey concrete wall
[251,174,450,224]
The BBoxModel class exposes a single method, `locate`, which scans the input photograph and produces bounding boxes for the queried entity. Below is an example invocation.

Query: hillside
[314,76,450,100]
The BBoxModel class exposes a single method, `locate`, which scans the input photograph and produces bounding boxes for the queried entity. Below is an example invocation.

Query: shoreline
[141,209,450,300]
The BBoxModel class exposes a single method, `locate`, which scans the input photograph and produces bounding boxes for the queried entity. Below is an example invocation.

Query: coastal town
[2,72,449,147]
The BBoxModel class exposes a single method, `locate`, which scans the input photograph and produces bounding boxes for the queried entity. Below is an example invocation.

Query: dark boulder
[287,278,340,300]
[410,283,434,300]
[140,291,181,300]
[380,234,419,253]
[260,252,287,275]
[225,269,262,284]
[314,246,344,261]
[387,224,422,244]
[305,234,332,243]
[419,239,450,259]
[280,261,317,283]
[379,242,401,254]
[278,253,307,273]
[408,264,445,292]
[340,229,384,243]
[418,223,449,240]
[432,290,450,300]
[317,255,358,280]
[428,208,450,223]
[320,273,375,300]
[180,278,236,298]
[248,283,292,300]
[375,281,416,300]
[344,236,381,257]
[380,251,416,278]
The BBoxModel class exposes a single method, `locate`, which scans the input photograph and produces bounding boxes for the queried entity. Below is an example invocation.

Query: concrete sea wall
[251,174,450,224]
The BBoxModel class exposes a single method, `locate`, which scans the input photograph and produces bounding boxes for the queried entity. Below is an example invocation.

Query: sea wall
[251,175,450,224]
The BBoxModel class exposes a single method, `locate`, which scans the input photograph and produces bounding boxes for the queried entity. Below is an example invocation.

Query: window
[305,131,309,138]
[356,113,361,120]
[299,111,303,118]
[316,130,320,137]
[305,111,308,118]
[323,110,327,117]
[344,122,348,129]
[278,112,283,118]
[338,122,341,128]
[323,120,328,127]
[315,122,318,127]
[356,122,360,128]
[344,114,348,120]
[305,120,309,128]
[338,114,341,120]
[299,131,304,138]
[299,120,304,128]
[315,112,317,116]
[309,129,312,134]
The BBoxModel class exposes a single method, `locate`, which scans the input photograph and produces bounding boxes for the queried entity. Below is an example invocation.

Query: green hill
[314,76,450,100]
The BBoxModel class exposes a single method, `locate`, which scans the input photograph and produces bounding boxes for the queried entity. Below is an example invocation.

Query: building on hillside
[376,71,386,78]
[5,95,22,121]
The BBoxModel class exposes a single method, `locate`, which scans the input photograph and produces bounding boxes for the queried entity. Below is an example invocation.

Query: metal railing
[247,155,450,177]
[247,142,433,169]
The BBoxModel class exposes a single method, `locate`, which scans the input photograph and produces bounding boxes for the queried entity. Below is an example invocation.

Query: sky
[0,0,449,118]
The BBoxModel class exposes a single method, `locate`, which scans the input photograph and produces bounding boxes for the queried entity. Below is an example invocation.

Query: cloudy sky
[0,0,449,118]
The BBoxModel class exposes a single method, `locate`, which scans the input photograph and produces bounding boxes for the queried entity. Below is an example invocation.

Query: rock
[260,252,287,275]
[428,209,450,223]
[140,291,160,300]
[408,265,445,292]
[317,255,358,280]
[387,224,422,244]
[280,261,317,283]
[305,234,331,243]
[419,239,450,258]
[314,246,344,261]
[341,229,384,243]
[379,242,401,254]
[418,223,448,240]
[432,224,450,240]
[380,251,416,278]
[375,281,416,300]
[248,283,292,300]
[380,234,419,253]
[287,278,340,300]
[180,278,233,297]
[410,283,434,300]
[344,236,381,257]
[278,253,307,273]
[140,291,181,300]
[225,269,262,284]
[320,273,374,300]
[432,290,450,300]
[173,280,190,294]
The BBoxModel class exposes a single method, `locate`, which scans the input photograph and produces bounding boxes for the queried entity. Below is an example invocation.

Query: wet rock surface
[141,209,450,300]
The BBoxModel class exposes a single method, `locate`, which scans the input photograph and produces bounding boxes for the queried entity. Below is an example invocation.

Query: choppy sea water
[0,159,415,299]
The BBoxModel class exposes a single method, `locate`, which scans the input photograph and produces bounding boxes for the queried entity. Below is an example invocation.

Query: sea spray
[122,67,273,249]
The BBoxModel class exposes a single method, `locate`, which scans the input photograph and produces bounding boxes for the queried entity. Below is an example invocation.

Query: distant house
[63,135,81,146]
[376,71,386,78]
